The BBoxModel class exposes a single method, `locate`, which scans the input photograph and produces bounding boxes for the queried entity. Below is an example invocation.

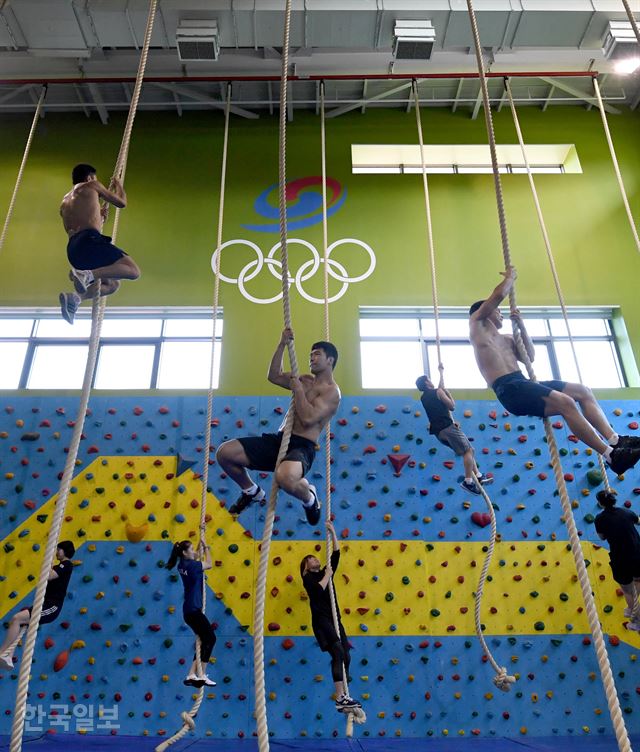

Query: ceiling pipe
[0,71,599,86]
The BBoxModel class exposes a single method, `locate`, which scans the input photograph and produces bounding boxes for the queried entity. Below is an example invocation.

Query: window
[0,308,223,390]
[359,307,627,389]
[351,144,581,175]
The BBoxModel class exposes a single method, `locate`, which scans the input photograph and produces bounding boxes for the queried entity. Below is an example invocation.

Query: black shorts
[492,371,566,418]
[67,228,127,270]
[27,604,60,625]
[610,557,640,586]
[238,432,316,476]
[313,617,348,652]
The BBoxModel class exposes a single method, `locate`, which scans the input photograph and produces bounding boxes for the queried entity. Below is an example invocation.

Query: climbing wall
[1,395,640,742]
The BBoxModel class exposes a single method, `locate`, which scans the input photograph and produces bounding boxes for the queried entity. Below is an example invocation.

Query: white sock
[465,477,473,484]
[604,446,613,461]
[608,433,619,447]
[302,488,316,508]
[243,482,258,496]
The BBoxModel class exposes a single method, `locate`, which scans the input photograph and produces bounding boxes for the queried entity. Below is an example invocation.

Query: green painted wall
[0,105,639,396]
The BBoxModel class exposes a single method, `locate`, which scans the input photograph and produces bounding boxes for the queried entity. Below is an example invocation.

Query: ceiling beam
[471,87,483,120]
[451,78,464,113]
[327,81,412,119]
[73,83,90,118]
[538,76,620,114]
[87,82,108,124]
[361,80,367,114]
[0,83,32,105]
[151,82,259,119]
[542,84,556,112]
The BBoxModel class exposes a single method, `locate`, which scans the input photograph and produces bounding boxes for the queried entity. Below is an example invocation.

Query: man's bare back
[60,174,125,237]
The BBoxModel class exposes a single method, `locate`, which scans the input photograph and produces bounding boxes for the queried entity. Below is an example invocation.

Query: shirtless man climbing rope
[469,266,640,476]
[216,327,341,526]
[58,163,140,324]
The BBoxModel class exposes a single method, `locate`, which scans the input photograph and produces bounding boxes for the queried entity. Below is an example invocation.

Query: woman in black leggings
[301,520,361,711]
[167,540,217,687]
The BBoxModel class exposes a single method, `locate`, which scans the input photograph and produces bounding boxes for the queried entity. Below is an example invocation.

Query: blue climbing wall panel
[1,395,639,743]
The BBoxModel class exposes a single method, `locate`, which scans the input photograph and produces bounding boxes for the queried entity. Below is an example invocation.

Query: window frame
[359,306,628,390]
[0,307,223,391]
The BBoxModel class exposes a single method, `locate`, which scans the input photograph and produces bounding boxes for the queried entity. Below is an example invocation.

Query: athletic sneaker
[183,674,205,688]
[607,445,640,475]
[625,620,640,633]
[304,485,321,526]
[197,674,216,687]
[459,479,481,496]
[477,473,494,485]
[59,292,81,324]
[70,267,94,295]
[0,654,14,671]
[616,435,640,449]
[335,695,362,711]
[228,486,265,516]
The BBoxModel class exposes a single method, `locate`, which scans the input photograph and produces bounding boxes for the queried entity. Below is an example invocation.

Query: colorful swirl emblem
[242,176,346,233]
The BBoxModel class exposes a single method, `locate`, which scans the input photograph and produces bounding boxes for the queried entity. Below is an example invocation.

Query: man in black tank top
[416,376,493,495]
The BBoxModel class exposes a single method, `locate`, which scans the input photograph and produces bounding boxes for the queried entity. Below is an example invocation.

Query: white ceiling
[0,0,638,118]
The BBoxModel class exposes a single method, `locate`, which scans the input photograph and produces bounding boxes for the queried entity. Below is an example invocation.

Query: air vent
[393,20,435,61]
[176,20,219,62]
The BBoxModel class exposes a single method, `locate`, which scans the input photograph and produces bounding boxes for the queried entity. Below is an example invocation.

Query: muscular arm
[437,388,455,411]
[290,378,340,429]
[201,546,212,571]
[470,267,516,323]
[267,328,293,389]
[84,180,127,209]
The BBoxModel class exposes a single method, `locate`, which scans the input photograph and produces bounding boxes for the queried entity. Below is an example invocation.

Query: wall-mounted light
[603,20,640,75]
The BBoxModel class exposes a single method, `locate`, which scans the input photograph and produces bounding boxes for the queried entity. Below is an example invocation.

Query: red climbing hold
[133,407,143,416]
[374,405,387,413]
[471,512,491,528]
[53,650,69,672]
[387,454,410,476]
[282,638,294,650]
[268,623,281,632]
[44,638,54,650]
[363,445,377,454]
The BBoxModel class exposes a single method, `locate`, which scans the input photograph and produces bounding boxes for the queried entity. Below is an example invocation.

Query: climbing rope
[319,82,366,736]
[592,76,640,254]
[467,1,632,748]
[621,0,640,44]
[412,78,514,692]
[0,84,47,253]
[253,3,298,750]
[8,4,157,751]
[155,83,232,752]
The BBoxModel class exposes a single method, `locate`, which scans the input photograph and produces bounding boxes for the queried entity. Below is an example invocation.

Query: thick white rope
[155,83,232,752]
[412,77,512,691]
[253,3,297,750]
[411,80,444,389]
[467,2,631,747]
[592,77,640,254]
[9,5,157,751]
[503,78,612,494]
[621,0,640,44]
[0,85,46,254]
[319,82,365,734]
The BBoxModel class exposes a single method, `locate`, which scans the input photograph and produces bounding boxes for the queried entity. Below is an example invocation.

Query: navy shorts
[238,432,317,476]
[67,228,127,270]
[492,371,566,418]
[610,556,640,586]
[27,604,59,625]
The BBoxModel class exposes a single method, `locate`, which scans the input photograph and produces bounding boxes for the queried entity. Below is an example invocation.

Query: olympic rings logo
[210,238,376,305]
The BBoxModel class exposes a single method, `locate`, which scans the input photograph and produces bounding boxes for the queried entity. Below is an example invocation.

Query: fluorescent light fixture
[603,20,640,74]
[351,144,582,175]
[393,20,435,61]
[176,20,220,62]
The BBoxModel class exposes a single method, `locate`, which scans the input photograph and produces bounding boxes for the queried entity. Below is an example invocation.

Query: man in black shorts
[301,520,361,711]
[416,375,493,495]
[595,490,640,630]
[0,541,75,671]
[216,327,340,526]
[469,266,640,476]
[58,163,140,324]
